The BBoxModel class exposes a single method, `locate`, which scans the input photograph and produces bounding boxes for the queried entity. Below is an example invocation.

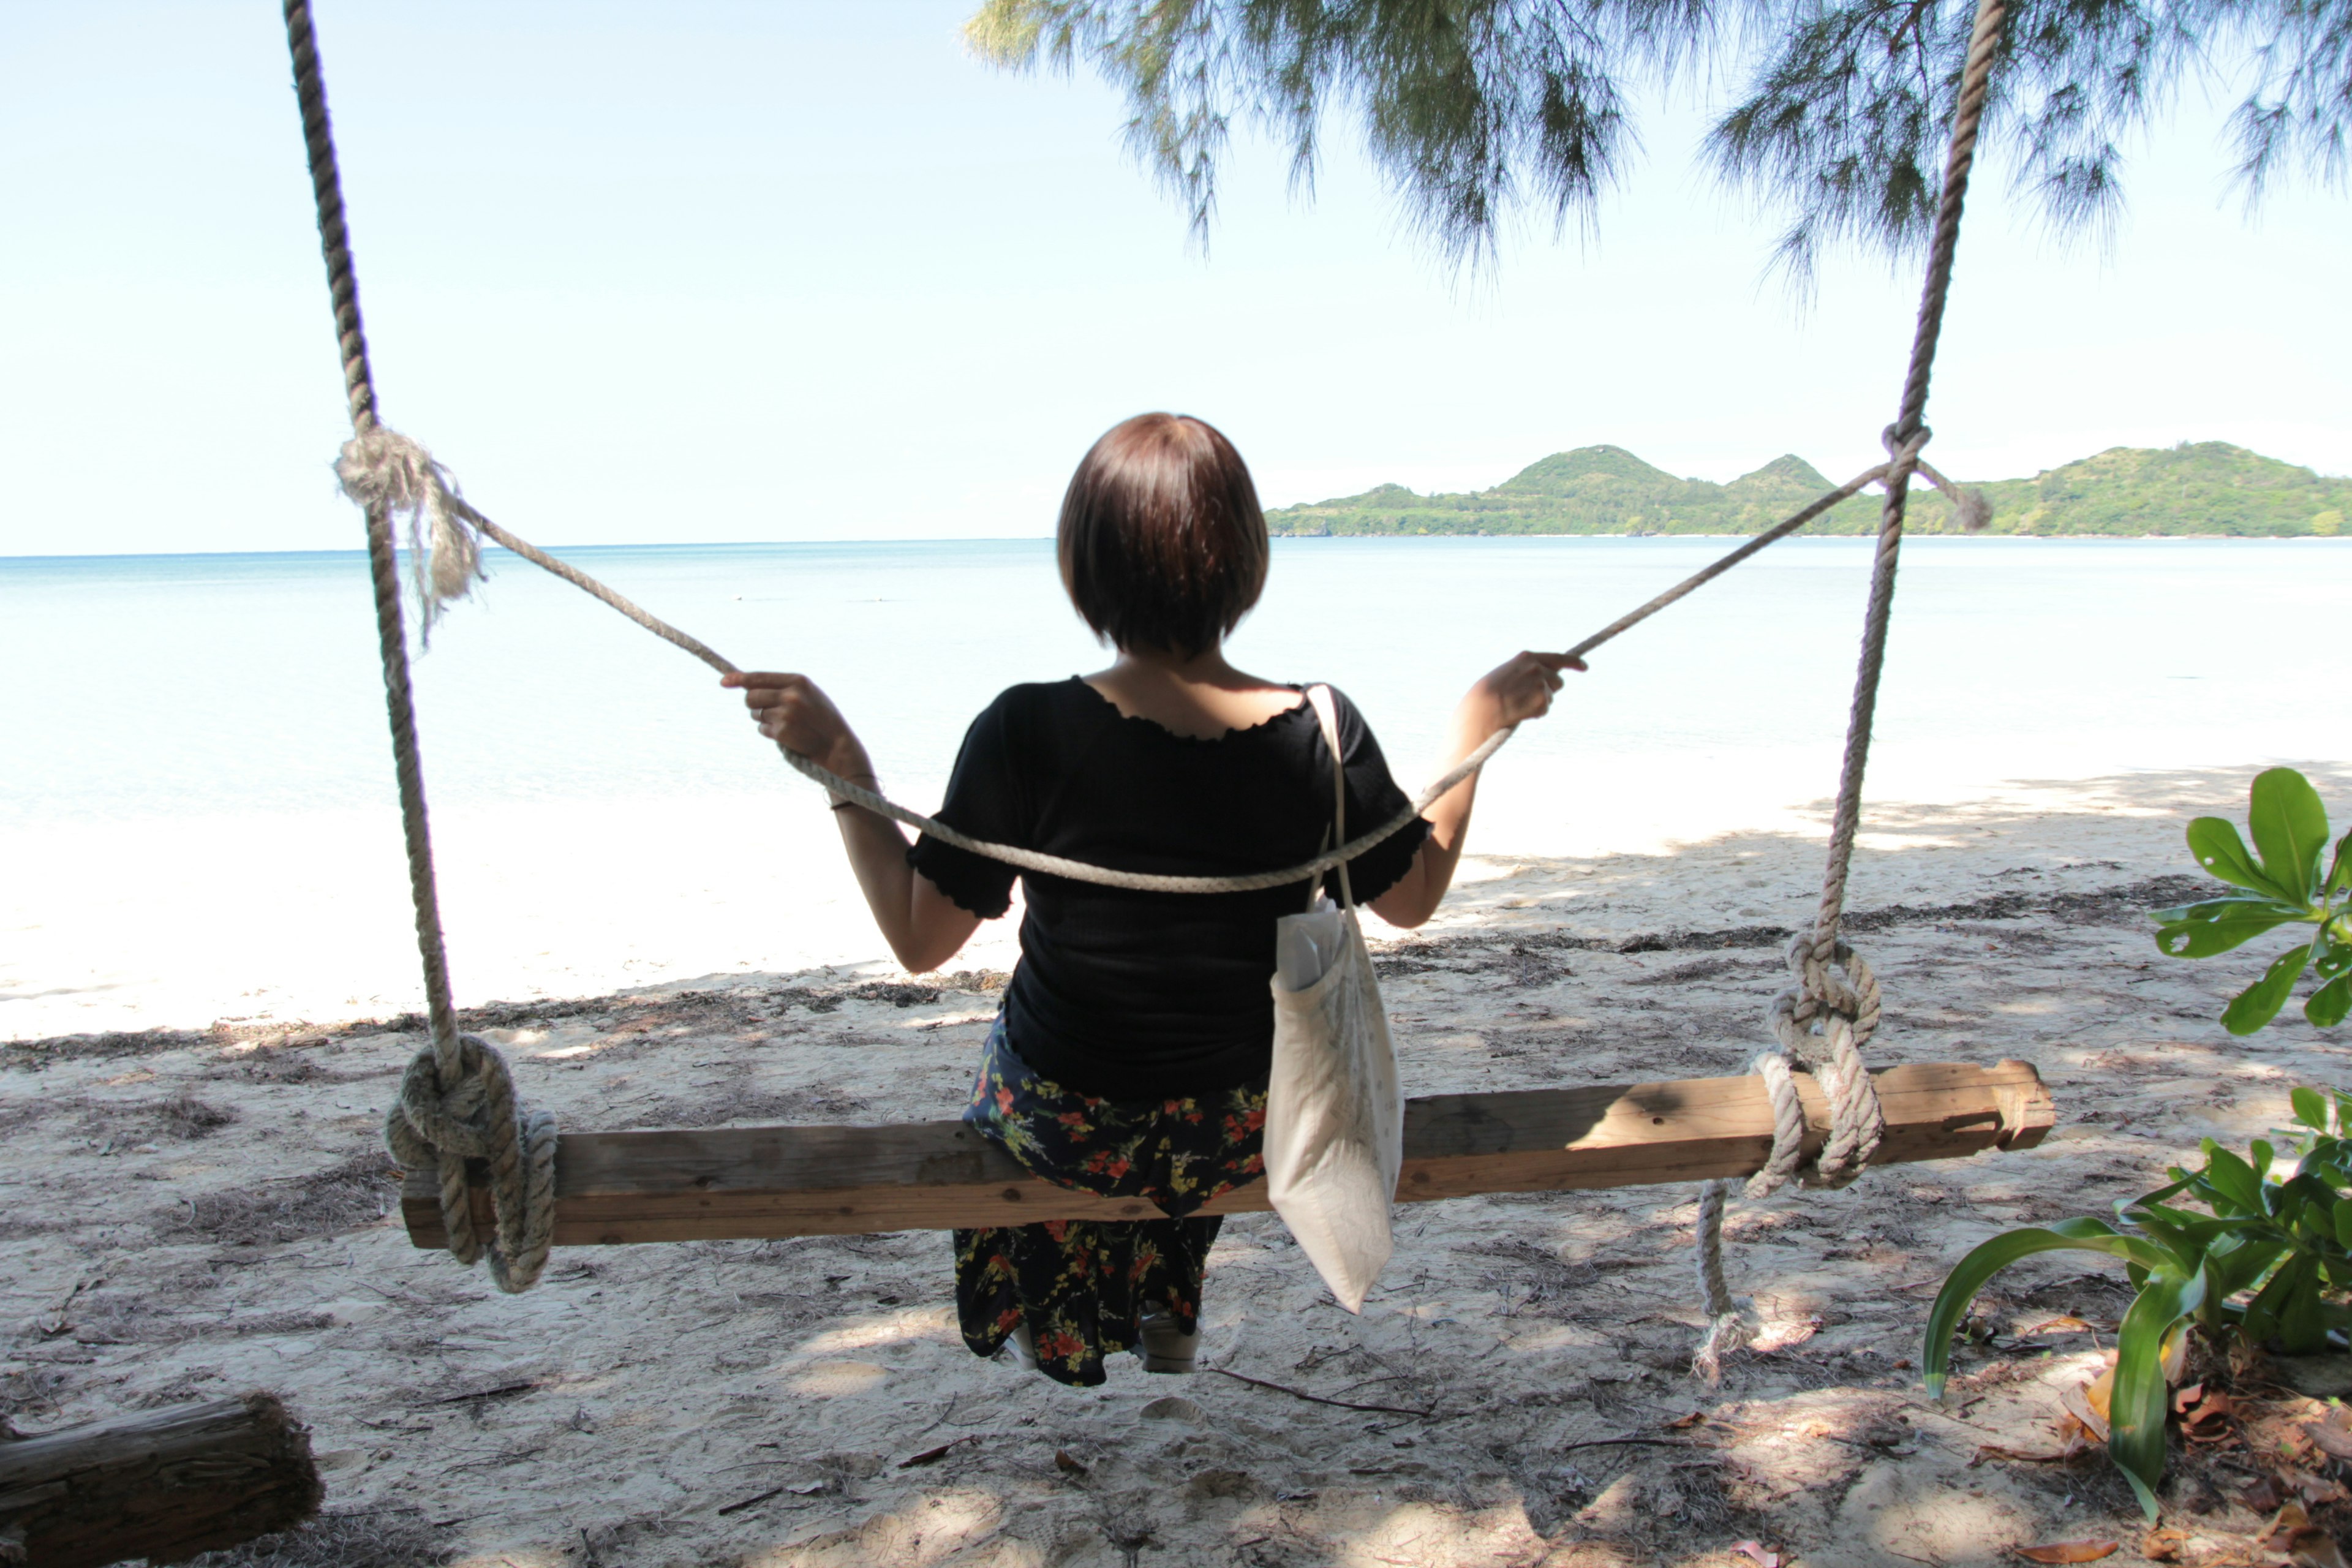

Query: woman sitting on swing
[725,413,1578,1385]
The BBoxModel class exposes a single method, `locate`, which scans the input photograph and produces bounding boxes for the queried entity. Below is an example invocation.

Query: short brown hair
[1057,413,1269,658]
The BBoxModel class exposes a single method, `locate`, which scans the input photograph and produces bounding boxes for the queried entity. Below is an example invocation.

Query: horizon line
[8,532,2346,565]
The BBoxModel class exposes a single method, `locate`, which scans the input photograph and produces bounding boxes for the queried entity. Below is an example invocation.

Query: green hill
[1266,442,2351,538]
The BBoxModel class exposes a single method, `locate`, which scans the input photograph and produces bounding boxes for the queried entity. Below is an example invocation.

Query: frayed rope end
[336,426,486,638]
[1691,1310,1749,1384]
[1954,486,1992,533]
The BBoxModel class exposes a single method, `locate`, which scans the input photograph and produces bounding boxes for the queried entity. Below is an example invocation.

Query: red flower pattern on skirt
[953,1015,1268,1387]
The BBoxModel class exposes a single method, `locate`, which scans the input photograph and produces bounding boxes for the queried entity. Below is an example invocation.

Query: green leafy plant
[2153,767,2352,1033]
[1923,1090,2352,1518]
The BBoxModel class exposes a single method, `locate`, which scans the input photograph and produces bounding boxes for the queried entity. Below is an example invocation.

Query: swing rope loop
[284,0,553,1292]
[383,1035,559,1292]
[1693,0,2008,1384]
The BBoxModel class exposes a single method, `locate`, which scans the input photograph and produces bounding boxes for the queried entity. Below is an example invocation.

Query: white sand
[7,760,2352,1566]
[0,738,2266,1044]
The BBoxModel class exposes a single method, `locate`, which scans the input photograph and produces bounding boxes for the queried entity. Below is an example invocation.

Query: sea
[6,535,2348,823]
[4,536,2348,1033]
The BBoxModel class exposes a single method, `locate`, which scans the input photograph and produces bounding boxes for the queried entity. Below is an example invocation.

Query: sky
[2,1,2348,555]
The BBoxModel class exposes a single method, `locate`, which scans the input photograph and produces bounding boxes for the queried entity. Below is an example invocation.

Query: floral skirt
[953,1016,1268,1386]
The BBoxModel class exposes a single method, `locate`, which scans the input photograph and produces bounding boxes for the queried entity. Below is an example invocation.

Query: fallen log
[405,1058,2052,1247]
[0,1392,320,1568]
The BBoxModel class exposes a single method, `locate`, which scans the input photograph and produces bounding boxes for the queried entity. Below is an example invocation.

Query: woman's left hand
[721,671,872,783]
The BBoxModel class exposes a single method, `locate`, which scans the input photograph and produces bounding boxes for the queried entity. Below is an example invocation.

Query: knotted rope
[336,428,483,642]
[284,0,552,1292]
[1692,0,2010,1381]
[383,1033,558,1292]
[1765,935,1885,1186]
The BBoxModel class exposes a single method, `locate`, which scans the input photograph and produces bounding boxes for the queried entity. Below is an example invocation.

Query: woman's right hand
[721,671,873,785]
[1374,650,1587,931]
[1457,650,1586,740]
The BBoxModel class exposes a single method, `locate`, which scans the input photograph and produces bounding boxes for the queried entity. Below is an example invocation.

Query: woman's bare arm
[722,671,981,973]
[1368,651,1584,930]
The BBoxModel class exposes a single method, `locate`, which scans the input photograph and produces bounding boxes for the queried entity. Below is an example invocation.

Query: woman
[723,413,1578,1386]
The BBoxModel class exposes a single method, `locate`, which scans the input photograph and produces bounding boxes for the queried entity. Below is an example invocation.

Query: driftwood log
[0,1393,320,1568]
[405,1058,2053,1247]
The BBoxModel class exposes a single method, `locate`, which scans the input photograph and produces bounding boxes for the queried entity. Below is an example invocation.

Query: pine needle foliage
[962,0,1706,264]
[962,0,2351,271]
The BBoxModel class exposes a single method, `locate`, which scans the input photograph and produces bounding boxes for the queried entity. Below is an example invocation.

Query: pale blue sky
[3,1,2346,554]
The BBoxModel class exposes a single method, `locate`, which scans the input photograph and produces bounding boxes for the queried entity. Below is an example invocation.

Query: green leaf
[2278,1268,2332,1354]
[2172,1174,2228,1215]
[2308,972,2351,1029]
[2335,1199,2352,1251]
[2152,898,2310,958]
[2108,1270,2205,1518]
[2204,1233,2291,1303]
[2252,1138,2276,1182]
[2132,1174,2194,1209]
[2248,767,2329,904]
[2280,1169,2337,1211]
[2244,1252,2291,1344]
[2294,1087,2330,1131]
[2223,941,2318,1035]
[2127,1202,2236,1256]
[2277,1189,2309,1235]
[2302,1157,2352,1190]
[2200,1142,2265,1213]
[2247,1254,2332,1354]
[2187,815,2288,897]
[2328,828,2352,899]
[1921,1220,2180,1397]
[2316,941,2352,980]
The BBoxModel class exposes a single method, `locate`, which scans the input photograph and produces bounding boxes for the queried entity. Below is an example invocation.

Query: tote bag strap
[1305,684,1354,912]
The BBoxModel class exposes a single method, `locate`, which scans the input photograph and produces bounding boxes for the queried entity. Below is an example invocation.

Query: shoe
[1137,1310,1199,1374]
[1005,1322,1039,1371]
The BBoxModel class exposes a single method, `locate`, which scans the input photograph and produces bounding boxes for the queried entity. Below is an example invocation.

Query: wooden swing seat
[402,1059,2052,1249]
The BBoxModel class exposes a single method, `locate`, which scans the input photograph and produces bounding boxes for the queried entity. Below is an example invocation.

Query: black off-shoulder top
[907,678,1430,1099]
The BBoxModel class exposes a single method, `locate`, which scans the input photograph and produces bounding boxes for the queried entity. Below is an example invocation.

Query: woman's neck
[1083,645,1303,741]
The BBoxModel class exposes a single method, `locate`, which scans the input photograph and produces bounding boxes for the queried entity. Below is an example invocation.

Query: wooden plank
[404,1059,2051,1248]
[0,1393,320,1568]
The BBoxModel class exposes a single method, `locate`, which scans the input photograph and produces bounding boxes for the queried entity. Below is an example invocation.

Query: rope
[1690,0,2009,1381]
[329,425,1981,895]
[336,428,483,643]
[383,1035,558,1291]
[284,0,553,1293]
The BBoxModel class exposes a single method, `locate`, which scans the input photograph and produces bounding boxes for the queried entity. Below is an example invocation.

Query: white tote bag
[1264,685,1404,1313]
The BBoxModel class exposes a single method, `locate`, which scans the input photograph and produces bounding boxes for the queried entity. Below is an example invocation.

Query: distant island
[1265,442,2350,538]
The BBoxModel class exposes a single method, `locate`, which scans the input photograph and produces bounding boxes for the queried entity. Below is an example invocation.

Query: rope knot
[336,426,485,638]
[1767,935,1886,1189]
[1880,423,1931,461]
[1882,424,1993,532]
[1690,935,1891,1379]
[383,1032,557,1293]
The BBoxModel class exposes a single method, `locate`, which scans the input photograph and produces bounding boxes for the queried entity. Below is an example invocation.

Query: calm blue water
[4,536,2348,827]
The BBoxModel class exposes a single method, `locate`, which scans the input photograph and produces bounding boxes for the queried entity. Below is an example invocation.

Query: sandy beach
[7,758,2351,1567]
[7,0,2350,1555]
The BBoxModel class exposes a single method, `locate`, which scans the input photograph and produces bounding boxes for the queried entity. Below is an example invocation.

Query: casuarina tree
[962,0,2351,272]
